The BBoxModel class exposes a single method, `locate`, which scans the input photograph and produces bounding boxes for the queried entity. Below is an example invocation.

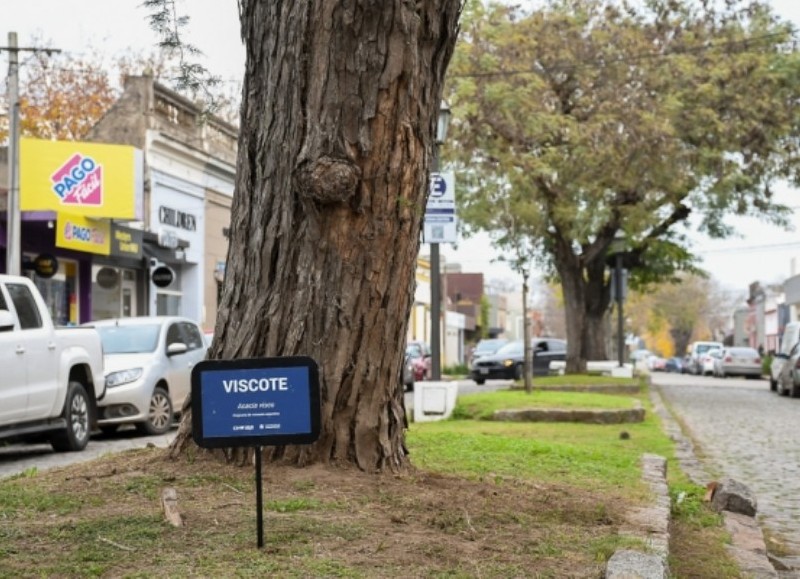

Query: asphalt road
[0,426,175,479]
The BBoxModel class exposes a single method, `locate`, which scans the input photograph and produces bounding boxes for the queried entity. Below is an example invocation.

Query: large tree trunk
[584,258,611,360]
[170,1,462,472]
[556,253,613,373]
[557,259,587,374]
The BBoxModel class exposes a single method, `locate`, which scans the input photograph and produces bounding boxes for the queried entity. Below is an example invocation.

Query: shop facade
[1,137,145,325]
[2,76,237,328]
[85,75,237,330]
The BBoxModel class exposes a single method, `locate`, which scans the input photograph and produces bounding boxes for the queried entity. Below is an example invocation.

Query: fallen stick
[161,487,184,527]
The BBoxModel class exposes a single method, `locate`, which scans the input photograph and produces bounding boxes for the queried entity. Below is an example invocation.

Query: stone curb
[528,384,642,395]
[606,453,671,578]
[493,404,644,424]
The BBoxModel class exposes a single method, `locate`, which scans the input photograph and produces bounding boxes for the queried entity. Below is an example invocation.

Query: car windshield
[696,344,720,355]
[97,324,161,354]
[406,344,423,358]
[495,341,524,356]
[475,340,505,354]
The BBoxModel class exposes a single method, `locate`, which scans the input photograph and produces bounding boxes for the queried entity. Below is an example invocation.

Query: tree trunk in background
[583,258,612,361]
[556,253,613,372]
[558,261,587,374]
[170,0,462,472]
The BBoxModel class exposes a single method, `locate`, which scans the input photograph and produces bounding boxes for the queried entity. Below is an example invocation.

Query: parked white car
[700,349,723,376]
[89,317,207,435]
[771,322,800,392]
[686,341,724,375]
[713,346,763,379]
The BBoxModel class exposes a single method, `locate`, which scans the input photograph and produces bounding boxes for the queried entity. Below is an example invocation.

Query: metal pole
[616,253,624,368]
[255,446,264,548]
[522,274,532,393]
[6,32,20,276]
[430,139,442,381]
[430,244,442,380]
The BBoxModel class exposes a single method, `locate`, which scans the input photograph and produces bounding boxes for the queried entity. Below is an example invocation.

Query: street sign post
[191,356,321,548]
[423,171,457,244]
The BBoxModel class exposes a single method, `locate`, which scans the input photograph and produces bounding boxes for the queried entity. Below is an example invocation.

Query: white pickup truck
[0,274,105,451]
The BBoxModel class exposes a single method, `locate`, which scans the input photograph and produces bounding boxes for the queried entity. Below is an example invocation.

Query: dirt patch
[1,446,635,577]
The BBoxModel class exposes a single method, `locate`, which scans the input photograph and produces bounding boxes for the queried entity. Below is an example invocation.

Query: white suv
[686,341,724,375]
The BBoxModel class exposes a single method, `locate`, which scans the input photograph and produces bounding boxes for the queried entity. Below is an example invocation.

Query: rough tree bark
[169,1,462,472]
[556,250,613,374]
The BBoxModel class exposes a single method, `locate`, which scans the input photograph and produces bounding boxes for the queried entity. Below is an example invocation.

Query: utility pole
[2,34,61,275]
[4,32,20,275]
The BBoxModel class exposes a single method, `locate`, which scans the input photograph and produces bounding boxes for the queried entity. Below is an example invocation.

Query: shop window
[157,292,181,316]
[31,257,78,326]
[92,265,139,321]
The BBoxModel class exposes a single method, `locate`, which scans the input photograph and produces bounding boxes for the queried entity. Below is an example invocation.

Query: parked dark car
[470,338,567,385]
[664,357,683,373]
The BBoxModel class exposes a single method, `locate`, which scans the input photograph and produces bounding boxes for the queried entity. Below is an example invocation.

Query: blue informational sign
[424,171,457,243]
[191,356,321,449]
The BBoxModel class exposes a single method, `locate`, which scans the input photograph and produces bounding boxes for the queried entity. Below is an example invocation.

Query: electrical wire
[451,30,796,79]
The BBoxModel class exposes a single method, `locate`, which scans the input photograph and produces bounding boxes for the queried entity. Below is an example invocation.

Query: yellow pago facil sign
[20,138,144,219]
[55,213,111,256]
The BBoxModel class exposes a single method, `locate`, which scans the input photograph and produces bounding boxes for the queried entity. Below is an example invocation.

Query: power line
[451,30,794,79]
[699,241,800,255]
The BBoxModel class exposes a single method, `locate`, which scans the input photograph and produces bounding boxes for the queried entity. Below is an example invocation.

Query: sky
[5,0,800,295]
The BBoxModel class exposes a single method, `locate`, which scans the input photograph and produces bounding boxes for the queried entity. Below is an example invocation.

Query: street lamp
[610,231,627,368]
[430,101,451,381]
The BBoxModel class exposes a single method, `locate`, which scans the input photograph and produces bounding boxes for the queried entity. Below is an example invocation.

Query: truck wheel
[770,377,778,392]
[136,386,173,435]
[51,381,91,452]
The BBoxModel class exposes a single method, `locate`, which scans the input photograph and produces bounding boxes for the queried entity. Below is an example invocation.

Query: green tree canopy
[446,0,800,370]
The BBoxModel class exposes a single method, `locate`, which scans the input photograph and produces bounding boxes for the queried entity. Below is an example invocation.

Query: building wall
[86,75,237,325]
[204,190,232,331]
[147,168,205,320]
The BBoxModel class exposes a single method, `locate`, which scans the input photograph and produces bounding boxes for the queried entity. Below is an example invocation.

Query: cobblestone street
[653,372,800,573]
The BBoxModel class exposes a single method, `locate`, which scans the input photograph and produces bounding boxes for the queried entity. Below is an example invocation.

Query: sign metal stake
[255,445,264,549]
[190,356,321,551]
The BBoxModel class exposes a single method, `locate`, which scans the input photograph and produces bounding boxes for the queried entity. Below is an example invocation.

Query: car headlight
[106,368,144,388]
[503,359,514,367]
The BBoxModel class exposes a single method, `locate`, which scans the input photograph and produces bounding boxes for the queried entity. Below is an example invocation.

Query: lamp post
[430,102,451,381]
[611,232,627,368]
